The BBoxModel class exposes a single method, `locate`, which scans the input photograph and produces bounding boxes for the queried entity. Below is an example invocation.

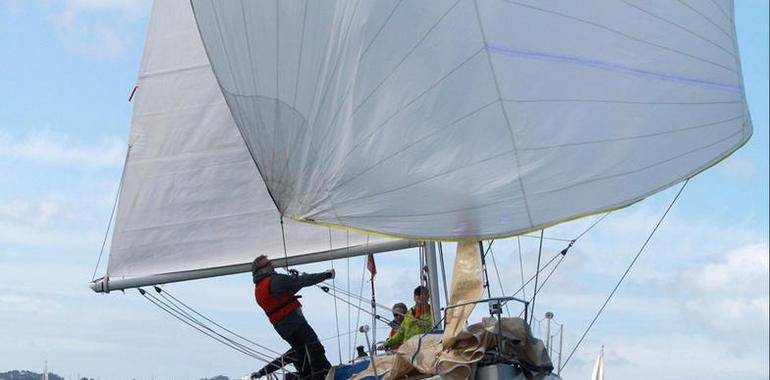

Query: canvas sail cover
[191,0,752,241]
[104,0,404,283]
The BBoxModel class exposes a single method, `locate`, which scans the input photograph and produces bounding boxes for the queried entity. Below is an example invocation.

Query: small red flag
[366,253,377,277]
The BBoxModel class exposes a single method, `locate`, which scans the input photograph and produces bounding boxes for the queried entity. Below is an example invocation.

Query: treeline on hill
[0,371,65,380]
[1,373,232,380]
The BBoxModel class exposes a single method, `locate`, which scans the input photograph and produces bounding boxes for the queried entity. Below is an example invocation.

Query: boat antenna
[561,180,688,371]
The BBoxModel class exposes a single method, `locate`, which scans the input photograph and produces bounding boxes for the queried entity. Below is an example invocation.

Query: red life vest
[255,275,302,324]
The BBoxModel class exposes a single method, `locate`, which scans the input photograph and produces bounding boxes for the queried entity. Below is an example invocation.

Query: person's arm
[269,271,333,295]
[416,311,434,333]
[384,324,405,348]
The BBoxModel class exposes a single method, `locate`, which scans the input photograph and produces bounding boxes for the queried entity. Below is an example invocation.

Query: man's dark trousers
[286,322,331,380]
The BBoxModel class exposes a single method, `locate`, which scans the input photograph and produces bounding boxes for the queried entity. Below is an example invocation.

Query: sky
[0,1,767,380]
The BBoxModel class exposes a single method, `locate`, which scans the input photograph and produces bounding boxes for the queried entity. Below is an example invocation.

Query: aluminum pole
[423,242,442,327]
[90,240,418,293]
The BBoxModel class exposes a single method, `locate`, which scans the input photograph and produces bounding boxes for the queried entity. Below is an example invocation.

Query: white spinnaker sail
[192,0,752,241]
[102,0,407,288]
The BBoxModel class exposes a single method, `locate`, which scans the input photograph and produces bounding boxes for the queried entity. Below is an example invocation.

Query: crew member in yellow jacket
[383,285,433,349]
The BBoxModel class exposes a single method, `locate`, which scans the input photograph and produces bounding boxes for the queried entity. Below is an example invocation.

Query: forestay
[192,0,752,241]
[97,0,412,291]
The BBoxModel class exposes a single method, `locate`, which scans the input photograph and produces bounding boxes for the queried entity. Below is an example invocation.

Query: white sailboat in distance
[590,347,604,380]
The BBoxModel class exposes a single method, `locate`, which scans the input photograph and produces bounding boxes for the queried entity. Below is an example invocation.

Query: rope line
[529,230,545,323]
[91,145,131,281]
[346,232,352,361]
[488,248,512,317]
[517,236,526,301]
[352,257,368,351]
[561,180,688,371]
[152,290,269,359]
[280,216,289,270]
[156,287,282,356]
[328,228,343,364]
[139,289,272,363]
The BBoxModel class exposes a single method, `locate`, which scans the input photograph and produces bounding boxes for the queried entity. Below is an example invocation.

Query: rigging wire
[575,212,611,241]
[521,234,573,242]
[91,145,131,281]
[438,242,450,306]
[516,212,611,317]
[315,283,394,325]
[280,216,289,270]
[154,286,282,356]
[529,230,545,324]
[328,228,343,364]
[517,236,526,301]
[319,280,394,314]
[560,180,688,371]
[151,289,273,359]
[488,248,512,317]
[346,232,352,362]
[138,288,272,363]
[352,256,368,351]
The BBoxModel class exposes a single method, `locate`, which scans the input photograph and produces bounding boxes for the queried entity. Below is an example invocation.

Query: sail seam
[308,0,407,168]
[138,63,209,80]
[311,47,486,193]
[621,0,736,60]
[311,0,463,182]
[538,128,743,195]
[327,99,499,193]
[487,45,741,93]
[677,0,732,38]
[502,98,741,105]
[472,0,534,227]
[516,114,743,152]
[501,0,738,75]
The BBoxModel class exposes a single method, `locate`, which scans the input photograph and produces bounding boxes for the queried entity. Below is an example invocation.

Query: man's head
[413,285,430,306]
[392,302,407,324]
[252,255,275,278]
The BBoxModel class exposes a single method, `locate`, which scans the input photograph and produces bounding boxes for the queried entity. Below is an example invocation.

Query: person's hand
[324,269,336,279]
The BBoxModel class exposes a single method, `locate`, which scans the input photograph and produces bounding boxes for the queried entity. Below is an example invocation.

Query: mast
[423,242,442,327]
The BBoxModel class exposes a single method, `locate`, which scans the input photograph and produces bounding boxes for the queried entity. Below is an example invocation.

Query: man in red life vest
[252,255,334,380]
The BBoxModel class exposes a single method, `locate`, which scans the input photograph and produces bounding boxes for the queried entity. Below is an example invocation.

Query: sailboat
[90,0,752,379]
[590,347,604,380]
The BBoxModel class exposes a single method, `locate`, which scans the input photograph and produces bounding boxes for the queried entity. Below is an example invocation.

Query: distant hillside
[1,372,232,380]
[0,370,64,380]
[0,371,231,380]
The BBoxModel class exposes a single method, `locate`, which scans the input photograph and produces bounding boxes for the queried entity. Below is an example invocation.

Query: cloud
[0,130,125,166]
[47,0,151,59]
[63,0,150,19]
[677,243,769,337]
[51,9,126,58]
[0,199,65,227]
[715,154,757,180]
